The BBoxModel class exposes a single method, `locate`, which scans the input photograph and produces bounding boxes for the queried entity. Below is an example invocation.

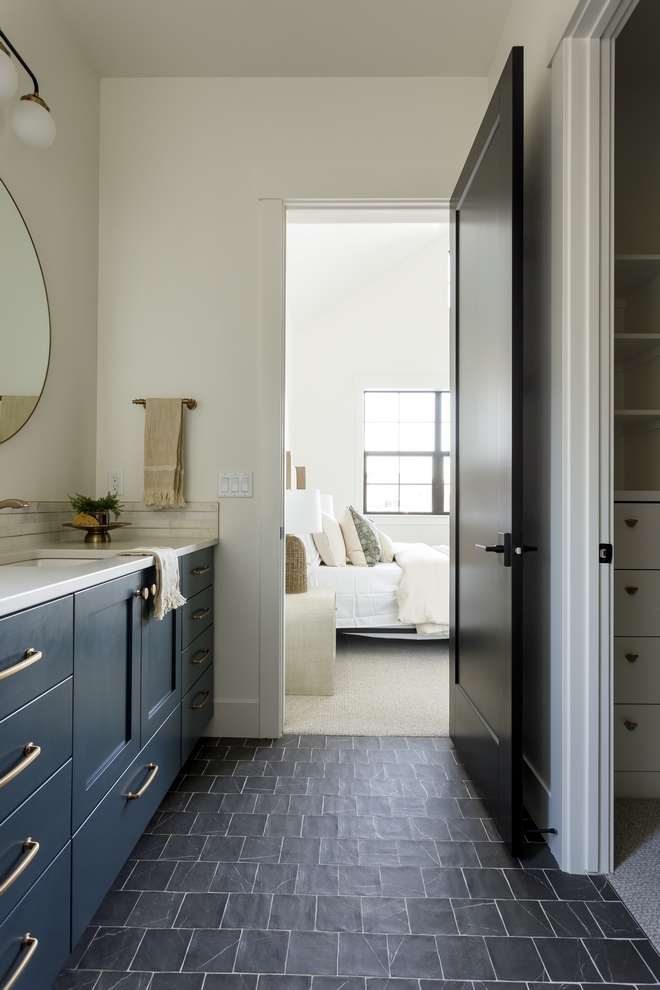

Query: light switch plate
[218,471,253,498]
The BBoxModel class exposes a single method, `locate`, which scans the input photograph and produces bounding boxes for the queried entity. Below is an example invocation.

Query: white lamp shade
[0,49,18,100]
[320,494,334,518]
[11,97,56,148]
[286,489,322,535]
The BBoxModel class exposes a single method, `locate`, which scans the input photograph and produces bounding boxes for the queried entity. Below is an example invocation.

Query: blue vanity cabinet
[140,566,180,746]
[182,663,214,764]
[72,572,142,830]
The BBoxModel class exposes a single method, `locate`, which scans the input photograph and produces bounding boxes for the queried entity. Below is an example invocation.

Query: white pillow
[297,532,321,571]
[338,506,367,566]
[378,529,395,563]
[313,512,347,567]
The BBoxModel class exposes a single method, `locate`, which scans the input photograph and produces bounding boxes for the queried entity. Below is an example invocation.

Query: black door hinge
[599,543,613,564]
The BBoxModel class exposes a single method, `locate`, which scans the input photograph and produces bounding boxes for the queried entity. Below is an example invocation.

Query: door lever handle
[476,533,512,567]
[475,544,505,553]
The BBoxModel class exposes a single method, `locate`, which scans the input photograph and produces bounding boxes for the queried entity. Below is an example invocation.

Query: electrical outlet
[107,470,124,496]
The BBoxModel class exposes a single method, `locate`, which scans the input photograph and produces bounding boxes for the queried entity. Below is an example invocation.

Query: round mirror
[0,178,50,443]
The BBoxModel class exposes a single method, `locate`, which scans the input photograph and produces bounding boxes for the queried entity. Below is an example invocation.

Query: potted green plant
[68,491,125,527]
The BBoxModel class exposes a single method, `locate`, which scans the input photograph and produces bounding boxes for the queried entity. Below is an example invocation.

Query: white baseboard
[204,701,261,739]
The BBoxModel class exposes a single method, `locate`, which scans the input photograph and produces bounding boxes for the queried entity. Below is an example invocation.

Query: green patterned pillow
[348,505,381,567]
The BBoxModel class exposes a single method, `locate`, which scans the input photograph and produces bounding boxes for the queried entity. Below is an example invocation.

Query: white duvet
[392,541,450,636]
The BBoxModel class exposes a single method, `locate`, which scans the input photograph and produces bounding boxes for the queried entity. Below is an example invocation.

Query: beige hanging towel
[142,398,185,508]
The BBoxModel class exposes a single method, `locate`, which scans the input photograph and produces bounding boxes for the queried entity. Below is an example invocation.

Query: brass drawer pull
[192,690,210,710]
[192,565,210,576]
[0,839,39,896]
[192,607,210,620]
[624,587,638,595]
[127,763,158,801]
[192,648,211,665]
[624,720,638,730]
[135,587,149,600]
[0,745,41,790]
[624,518,638,527]
[0,650,42,682]
[625,653,638,663]
[1,934,38,990]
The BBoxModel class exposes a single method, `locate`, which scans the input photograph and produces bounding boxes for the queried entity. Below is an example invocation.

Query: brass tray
[62,522,132,544]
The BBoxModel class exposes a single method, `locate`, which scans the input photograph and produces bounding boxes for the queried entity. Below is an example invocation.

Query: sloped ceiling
[54,0,513,77]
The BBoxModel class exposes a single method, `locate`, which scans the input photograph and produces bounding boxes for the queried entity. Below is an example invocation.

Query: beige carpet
[285,634,449,736]
[609,798,660,951]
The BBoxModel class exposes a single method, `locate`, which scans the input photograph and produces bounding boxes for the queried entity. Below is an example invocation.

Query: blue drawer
[0,762,71,925]
[0,679,72,825]
[180,547,214,599]
[181,624,213,695]
[0,844,70,990]
[182,664,214,765]
[71,704,181,945]
[0,596,73,721]
[180,586,213,650]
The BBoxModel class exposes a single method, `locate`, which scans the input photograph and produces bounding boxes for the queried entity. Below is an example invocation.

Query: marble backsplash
[0,501,219,551]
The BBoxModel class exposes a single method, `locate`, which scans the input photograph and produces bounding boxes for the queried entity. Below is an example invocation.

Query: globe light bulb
[0,44,18,100]
[11,94,56,148]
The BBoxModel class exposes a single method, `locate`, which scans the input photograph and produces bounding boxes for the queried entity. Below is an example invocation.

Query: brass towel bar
[133,398,197,410]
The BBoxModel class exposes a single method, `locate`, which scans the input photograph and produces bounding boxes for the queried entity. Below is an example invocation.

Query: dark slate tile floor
[53,735,660,989]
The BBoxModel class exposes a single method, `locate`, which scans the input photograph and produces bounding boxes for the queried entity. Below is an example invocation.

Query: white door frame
[551,0,638,873]
[258,197,448,739]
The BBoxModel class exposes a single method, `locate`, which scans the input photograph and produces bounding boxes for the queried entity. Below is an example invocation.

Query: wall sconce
[0,27,55,148]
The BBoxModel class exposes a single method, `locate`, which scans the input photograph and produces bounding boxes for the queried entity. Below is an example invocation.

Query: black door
[450,48,524,854]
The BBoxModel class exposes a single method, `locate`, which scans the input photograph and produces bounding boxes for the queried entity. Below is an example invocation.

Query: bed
[307,542,450,638]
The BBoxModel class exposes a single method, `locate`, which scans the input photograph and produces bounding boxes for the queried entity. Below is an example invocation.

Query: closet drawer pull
[0,744,40,790]
[192,690,210,710]
[1,934,38,990]
[624,518,638,527]
[0,650,42,682]
[126,763,158,801]
[192,607,210,620]
[192,565,210,576]
[625,653,639,663]
[624,720,638,730]
[624,587,638,595]
[0,839,39,896]
[191,648,211,665]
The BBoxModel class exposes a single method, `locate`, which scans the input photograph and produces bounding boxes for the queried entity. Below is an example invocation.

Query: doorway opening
[283,206,451,736]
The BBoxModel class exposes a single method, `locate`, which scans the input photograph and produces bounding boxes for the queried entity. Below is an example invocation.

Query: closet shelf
[614,409,660,430]
[614,334,660,363]
[615,255,660,297]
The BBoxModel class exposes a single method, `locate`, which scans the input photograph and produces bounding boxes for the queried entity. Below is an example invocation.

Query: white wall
[0,0,99,497]
[287,233,449,547]
[97,76,487,734]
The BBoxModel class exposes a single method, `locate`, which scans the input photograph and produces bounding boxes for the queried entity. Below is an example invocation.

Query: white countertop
[0,536,218,618]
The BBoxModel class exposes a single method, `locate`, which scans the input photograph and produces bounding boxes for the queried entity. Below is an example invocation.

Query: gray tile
[183,929,241,972]
[361,898,410,934]
[255,795,291,814]
[312,980,364,990]
[96,976,151,990]
[463,868,513,900]
[308,778,341,796]
[297,865,339,895]
[372,818,413,841]
[358,840,400,866]
[281,837,321,864]
[266,814,303,836]
[192,812,232,834]
[452,898,505,936]
[435,935,495,980]
[387,934,442,979]
[51,971,100,990]
[210,863,258,893]
[338,817,376,839]
[533,937,602,983]
[304,816,339,838]
[202,836,246,862]
[79,928,146,971]
[497,898,555,937]
[204,978,257,990]
[174,892,229,928]
[434,841,479,868]
[339,866,382,896]
[287,931,339,975]
[320,839,360,866]
[253,863,298,893]
[168,861,217,892]
[397,840,440,867]
[228,814,268,836]
[583,937,657,983]
[484,935,546,981]
[90,890,140,927]
[222,892,272,929]
[587,899,644,937]
[130,928,191,972]
[422,867,469,898]
[406,897,457,935]
[160,835,206,860]
[316,895,362,932]
[542,899,603,938]
[235,929,290,973]
[380,867,425,898]
[126,860,176,890]
[290,796,325,816]
[149,976,205,990]
[408,818,450,842]
[339,933,389,978]
[126,891,184,927]
[258,978,310,990]
[269,893,317,930]
[240,837,283,863]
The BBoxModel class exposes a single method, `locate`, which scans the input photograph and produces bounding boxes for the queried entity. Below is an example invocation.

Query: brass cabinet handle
[0,650,42,682]
[625,653,639,663]
[624,518,638,527]
[150,584,157,596]
[191,648,211,665]
[135,587,149,600]
[0,839,39,896]
[192,690,210,710]
[192,565,210,576]
[624,587,638,595]
[1,934,38,990]
[192,607,210,620]
[0,745,40,790]
[624,720,638,730]
[126,763,158,801]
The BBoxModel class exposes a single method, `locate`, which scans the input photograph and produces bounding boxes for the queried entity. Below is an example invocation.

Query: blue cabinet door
[140,566,180,746]
[73,573,141,830]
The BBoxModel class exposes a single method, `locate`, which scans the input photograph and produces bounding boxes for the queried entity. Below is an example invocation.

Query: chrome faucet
[0,499,30,510]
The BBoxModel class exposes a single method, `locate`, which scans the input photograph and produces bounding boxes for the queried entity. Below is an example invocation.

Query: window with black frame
[363,390,450,515]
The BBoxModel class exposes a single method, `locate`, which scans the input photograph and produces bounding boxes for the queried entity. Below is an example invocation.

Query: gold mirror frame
[0,176,51,444]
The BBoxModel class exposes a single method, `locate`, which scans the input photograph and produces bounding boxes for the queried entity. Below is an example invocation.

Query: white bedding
[307,542,449,632]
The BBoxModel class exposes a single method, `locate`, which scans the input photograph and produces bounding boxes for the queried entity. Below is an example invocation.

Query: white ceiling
[286,212,447,331]
[54,0,513,78]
